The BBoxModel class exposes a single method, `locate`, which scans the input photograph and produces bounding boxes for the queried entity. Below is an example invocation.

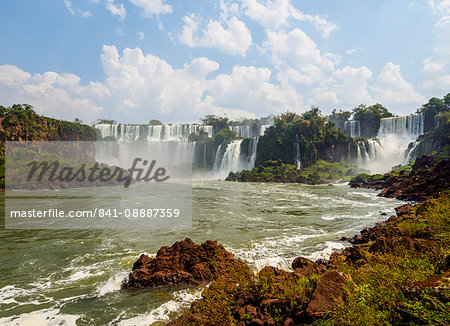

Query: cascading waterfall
[294,134,301,170]
[357,113,424,172]
[213,137,260,179]
[343,120,361,138]
[94,123,214,142]
[94,123,213,175]
[94,122,266,179]
[378,114,424,137]
[230,125,272,138]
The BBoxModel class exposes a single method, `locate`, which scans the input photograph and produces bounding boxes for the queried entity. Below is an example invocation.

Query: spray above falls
[94,123,270,179]
[354,113,425,173]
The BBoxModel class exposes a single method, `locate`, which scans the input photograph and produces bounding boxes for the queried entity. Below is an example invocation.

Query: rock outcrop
[349,152,450,202]
[122,238,249,289]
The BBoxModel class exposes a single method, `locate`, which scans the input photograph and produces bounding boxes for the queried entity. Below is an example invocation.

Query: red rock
[122,238,248,289]
[395,203,414,217]
[292,257,315,270]
[306,270,353,318]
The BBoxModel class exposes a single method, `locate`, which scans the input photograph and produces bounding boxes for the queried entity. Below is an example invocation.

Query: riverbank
[121,152,450,325]
[161,195,449,325]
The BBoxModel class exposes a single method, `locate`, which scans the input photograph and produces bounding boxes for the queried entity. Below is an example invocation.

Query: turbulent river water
[0,181,403,325]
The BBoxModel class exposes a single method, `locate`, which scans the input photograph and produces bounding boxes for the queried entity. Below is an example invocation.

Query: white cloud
[263,28,335,86]
[331,66,374,106]
[128,0,172,17]
[206,65,303,116]
[106,0,127,20]
[0,45,304,123]
[371,63,425,111]
[64,0,92,17]
[137,31,145,40]
[430,0,450,13]
[422,1,450,94]
[241,0,337,38]
[179,14,252,56]
[263,29,333,69]
[345,48,357,55]
[99,45,303,121]
[0,65,104,122]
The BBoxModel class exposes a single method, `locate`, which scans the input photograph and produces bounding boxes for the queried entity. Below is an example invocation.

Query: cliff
[0,104,100,187]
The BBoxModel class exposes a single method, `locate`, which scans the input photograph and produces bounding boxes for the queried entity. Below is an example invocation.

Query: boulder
[122,238,248,289]
[306,270,353,318]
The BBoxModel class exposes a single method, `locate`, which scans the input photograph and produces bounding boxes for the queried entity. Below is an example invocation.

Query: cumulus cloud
[105,0,127,20]
[263,28,336,88]
[0,45,298,123]
[128,0,172,17]
[179,14,252,56]
[371,63,425,111]
[0,65,105,122]
[241,0,337,38]
[98,45,304,121]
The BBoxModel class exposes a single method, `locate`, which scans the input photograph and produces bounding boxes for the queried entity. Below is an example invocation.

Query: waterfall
[378,114,424,137]
[259,125,271,136]
[213,145,223,171]
[355,113,425,172]
[218,140,244,173]
[212,137,259,179]
[94,123,214,142]
[357,140,383,168]
[294,134,301,170]
[229,124,272,138]
[343,120,361,138]
[248,137,259,168]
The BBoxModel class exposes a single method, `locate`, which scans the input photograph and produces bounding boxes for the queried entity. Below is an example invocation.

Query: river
[0,180,402,325]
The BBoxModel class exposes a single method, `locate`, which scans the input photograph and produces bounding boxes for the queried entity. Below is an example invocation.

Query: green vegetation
[256,109,357,168]
[325,195,450,325]
[201,114,230,133]
[417,93,450,132]
[148,119,163,125]
[352,103,393,138]
[226,159,301,183]
[298,160,365,184]
[226,159,364,184]
[0,104,100,187]
[95,119,116,124]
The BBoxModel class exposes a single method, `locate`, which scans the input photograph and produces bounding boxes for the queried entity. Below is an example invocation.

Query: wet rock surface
[349,152,450,202]
[122,238,249,289]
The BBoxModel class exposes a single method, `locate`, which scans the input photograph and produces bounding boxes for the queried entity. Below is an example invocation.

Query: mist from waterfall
[94,123,264,180]
[356,114,424,173]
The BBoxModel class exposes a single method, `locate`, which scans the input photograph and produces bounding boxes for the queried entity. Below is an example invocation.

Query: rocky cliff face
[350,151,450,202]
[0,104,100,187]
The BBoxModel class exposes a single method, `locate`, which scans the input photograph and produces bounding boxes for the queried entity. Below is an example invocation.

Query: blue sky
[0,0,449,123]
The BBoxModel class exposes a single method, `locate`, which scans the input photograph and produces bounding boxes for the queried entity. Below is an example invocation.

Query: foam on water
[114,288,203,326]
[96,271,129,296]
[306,241,347,261]
[0,308,80,326]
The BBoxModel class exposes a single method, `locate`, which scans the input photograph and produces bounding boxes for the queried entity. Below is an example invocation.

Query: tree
[352,104,393,138]
[149,119,163,125]
[201,115,229,133]
[74,118,83,124]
